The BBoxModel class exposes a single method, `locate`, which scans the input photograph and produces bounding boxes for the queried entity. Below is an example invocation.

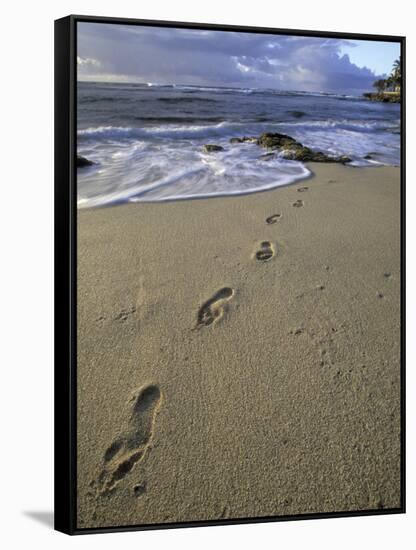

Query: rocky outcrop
[228,131,351,163]
[203,144,224,152]
[363,92,401,103]
[256,132,351,163]
[77,155,94,167]
[257,132,298,149]
[280,146,351,164]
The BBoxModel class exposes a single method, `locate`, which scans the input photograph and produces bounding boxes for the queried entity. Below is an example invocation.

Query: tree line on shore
[372,58,401,93]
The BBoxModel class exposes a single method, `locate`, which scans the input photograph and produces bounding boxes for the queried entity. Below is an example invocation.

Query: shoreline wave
[78,163,312,208]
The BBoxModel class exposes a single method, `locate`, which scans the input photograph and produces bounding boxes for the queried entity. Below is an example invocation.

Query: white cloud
[77,23,394,93]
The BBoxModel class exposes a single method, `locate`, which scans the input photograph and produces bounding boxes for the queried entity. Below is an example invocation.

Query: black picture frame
[54,14,406,535]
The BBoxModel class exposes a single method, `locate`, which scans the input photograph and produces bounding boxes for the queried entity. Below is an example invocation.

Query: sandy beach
[77,163,401,528]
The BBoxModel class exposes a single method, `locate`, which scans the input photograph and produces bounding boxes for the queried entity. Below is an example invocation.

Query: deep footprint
[196,287,234,328]
[266,214,281,224]
[97,384,161,494]
[297,186,309,192]
[255,241,275,262]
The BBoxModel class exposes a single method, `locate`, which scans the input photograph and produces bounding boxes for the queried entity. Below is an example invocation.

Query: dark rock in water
[279,145,314,161]
[203,144,224,152]
[259,153,276,161]
[281,146,351,163]
[77,155,94,167]
[364,154,373,160]
[287,110,306,118]
[257,132,351,164]
[338,155,352,164]
[229,136,258,144]
[226,131,352,164]
[257,132,297,149]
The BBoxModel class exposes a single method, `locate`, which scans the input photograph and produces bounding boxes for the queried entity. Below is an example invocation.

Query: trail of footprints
[91,182,392,511]
[91,198,280,501]
[94,384,161,496]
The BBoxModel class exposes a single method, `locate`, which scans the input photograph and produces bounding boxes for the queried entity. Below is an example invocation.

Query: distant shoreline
[363,91,401,103]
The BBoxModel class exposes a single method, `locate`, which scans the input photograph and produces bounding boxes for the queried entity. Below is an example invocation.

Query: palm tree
[368,58,401,98]
[392,58,401,79]
[391,58,401,90]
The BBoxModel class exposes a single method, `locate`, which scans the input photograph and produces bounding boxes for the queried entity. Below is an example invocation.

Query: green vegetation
[363,58,401,103]
[373,57,401,92]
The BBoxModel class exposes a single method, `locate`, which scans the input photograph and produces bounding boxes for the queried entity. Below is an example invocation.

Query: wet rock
[259,153,276,161]
[77,155,94,167]
[338,155,352,164]
[231,131,352,164]
[229,136,258,144]
[281,145,351,163]
[256,133,351,164]
[203,144,224,152]
[257,132,298,149]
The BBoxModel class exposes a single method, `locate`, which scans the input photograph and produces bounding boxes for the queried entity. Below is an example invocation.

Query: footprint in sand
[266,214,281,224]
[133,482,147,497]
[196,287,235,328]
[114,307,136,322]
[292,199,304,208]
[255,241,275,262]
[297,186,309,192]
[97,384,161,494]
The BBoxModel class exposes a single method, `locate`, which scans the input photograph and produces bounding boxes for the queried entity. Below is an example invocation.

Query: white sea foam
[77,139,311,208]
[77,119,399,207]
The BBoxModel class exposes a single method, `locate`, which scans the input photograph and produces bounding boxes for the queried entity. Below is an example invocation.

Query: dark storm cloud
[77,23,382,93]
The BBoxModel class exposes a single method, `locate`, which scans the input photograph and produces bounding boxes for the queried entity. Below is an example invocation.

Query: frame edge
[54,14,76,536]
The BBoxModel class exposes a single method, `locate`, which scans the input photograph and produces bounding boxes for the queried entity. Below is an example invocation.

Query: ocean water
[77,81,400,208]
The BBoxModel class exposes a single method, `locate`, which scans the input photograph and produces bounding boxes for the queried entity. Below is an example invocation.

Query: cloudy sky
[77,23,400,94]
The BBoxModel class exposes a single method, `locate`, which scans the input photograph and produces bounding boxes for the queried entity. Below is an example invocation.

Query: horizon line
[77,79,364,96]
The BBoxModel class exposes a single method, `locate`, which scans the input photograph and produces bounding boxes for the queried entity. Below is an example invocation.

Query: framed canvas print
[54,14,405,535]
